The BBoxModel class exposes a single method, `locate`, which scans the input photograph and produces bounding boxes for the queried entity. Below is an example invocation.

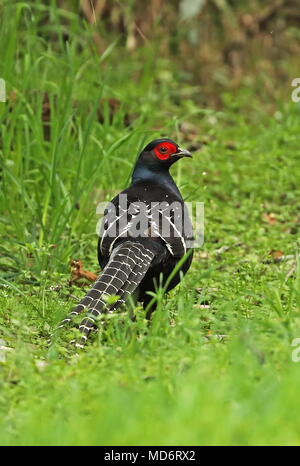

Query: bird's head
[137,138,192,170]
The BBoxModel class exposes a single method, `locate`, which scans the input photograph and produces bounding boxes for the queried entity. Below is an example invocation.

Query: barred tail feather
[56,241,154,348]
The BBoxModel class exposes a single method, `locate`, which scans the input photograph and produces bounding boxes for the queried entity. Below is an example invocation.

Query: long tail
[56,241,154,348]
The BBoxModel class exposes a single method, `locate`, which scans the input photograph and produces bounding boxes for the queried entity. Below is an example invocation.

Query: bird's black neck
[131,162,182,198]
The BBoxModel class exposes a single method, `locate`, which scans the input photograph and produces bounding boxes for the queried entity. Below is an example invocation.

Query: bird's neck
[131,163,182,198]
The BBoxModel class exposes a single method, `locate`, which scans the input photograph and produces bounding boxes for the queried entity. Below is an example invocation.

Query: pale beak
[174,147,192,158]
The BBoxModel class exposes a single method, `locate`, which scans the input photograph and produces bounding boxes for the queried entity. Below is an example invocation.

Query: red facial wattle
[154,142,177,160]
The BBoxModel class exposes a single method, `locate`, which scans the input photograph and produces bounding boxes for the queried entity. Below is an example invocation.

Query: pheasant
[58,138,194,348]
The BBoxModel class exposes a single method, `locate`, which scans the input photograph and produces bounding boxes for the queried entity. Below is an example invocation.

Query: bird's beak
[174,147,192,158]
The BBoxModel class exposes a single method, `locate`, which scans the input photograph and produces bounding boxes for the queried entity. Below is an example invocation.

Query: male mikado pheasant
[58,138,194,348]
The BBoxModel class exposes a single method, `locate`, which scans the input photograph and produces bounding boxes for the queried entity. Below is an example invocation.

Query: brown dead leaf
[269,249,283,259]
[262,213,276,225]
[69,259,98,286]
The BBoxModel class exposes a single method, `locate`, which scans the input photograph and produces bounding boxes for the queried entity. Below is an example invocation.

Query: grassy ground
[1,3,300,446]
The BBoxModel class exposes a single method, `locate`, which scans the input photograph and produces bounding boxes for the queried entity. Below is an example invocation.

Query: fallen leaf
[262,213,276,224]
[69,259,98,286]
[269,249,283,259]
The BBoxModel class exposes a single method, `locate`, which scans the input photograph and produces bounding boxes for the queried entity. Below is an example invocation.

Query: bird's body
[58,138,194,348]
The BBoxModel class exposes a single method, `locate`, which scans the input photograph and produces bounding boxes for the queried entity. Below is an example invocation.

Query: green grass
[1,2,300,446]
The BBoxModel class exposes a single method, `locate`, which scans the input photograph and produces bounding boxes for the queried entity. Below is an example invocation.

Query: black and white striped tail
[55,241,154,349]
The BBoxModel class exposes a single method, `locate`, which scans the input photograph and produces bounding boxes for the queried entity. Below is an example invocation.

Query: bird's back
[98,178,193,304]
[98,179,193,266]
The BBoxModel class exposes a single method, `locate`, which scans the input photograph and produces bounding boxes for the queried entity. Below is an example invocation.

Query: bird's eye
[153,141,177,160]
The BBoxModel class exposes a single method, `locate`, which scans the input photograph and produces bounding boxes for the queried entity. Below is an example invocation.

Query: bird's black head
[137,138,192,170]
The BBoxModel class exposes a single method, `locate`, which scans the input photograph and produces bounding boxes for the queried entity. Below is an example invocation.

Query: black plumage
[58,138,194,348]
